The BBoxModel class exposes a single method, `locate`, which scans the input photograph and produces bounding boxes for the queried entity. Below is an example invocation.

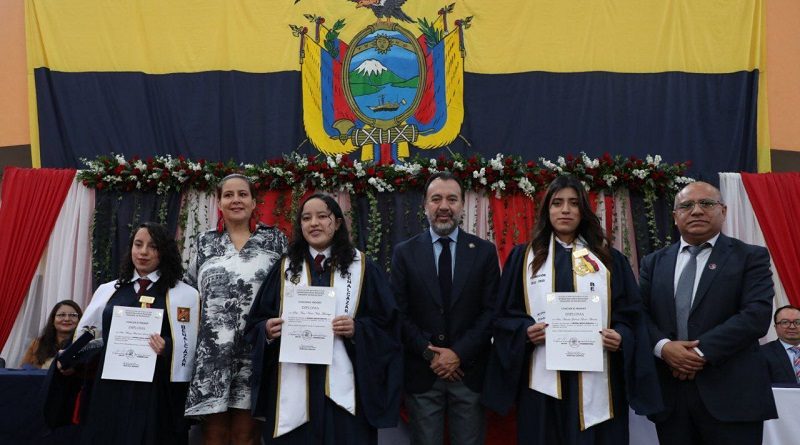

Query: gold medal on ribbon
[572,248,596,276]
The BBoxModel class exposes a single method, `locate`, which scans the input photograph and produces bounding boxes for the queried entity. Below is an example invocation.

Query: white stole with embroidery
[524,236,613,430]
[273,251,365,438]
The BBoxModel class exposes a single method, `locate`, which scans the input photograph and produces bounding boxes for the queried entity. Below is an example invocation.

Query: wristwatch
[422,348,435,362]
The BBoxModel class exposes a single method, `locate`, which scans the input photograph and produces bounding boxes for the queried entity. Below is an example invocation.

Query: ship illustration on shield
[290,2,471,163]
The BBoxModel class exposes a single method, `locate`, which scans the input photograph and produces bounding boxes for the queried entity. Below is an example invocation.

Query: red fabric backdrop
[490,192,612,268]
[491,195,538,267]
[0,167,76,348]
[741,172,800,307]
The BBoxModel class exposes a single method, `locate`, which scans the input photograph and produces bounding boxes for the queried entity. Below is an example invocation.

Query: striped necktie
[790,346,800,383]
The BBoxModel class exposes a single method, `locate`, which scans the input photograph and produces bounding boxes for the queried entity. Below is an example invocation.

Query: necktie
[313,254,326,273]
[137,278,152,308]
[438,237,453,309]
[790,346,800,383]
[675,243,709,340]
[137,278,151,295]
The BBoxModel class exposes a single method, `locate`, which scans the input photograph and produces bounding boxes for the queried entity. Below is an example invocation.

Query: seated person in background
[20,300,82,368]
[761,305,800,384]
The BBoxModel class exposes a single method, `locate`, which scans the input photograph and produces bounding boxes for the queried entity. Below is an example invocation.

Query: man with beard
[391,172,500,445]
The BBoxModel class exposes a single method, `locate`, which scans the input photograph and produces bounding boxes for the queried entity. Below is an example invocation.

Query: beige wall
[0,0,28,148]
[0,1,798,158]
[767,0,800,152]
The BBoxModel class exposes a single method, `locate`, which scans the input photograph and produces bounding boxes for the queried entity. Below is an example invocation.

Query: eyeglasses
[55,313,80,320]
[674,199,722,213]
[776,320,800,328]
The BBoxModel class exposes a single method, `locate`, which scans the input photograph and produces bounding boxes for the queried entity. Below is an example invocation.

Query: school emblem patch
[291,1,471,163]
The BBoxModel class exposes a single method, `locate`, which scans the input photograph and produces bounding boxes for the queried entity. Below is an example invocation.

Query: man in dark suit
[761,305,800,384]
[640,181,777,445]
[391,172,499,445]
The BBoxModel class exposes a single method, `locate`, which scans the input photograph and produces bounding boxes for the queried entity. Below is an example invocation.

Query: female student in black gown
[484,176,662,444]
[245,193,402,444]
[69,222,200,445]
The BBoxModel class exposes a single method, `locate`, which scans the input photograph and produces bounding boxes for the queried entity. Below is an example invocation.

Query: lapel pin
[469,243,475,249]
[708,263,717,270]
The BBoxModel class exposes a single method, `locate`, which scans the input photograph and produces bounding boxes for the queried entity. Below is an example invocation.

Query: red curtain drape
[490,195,538,267]
[255,189,316,239]
[0,167,76,348]
[741,172,800,307]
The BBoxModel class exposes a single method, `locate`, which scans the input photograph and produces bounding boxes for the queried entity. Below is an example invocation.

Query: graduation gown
[483,243,663,445]
[245,254,402,445]
[79,282,190,445]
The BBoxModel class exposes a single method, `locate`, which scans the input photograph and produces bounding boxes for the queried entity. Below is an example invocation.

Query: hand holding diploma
[332,315,354,338]
[600,328,621,352]
[148,334,166,355]
[266,318,284,339]
[527,322,548,345]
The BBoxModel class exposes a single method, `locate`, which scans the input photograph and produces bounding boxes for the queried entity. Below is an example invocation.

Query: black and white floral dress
[184,223,287,416]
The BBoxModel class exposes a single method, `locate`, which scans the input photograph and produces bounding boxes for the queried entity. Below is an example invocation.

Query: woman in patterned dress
[184,174,288,445]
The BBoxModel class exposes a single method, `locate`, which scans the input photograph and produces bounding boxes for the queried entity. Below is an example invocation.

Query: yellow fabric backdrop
[26,0,769,169]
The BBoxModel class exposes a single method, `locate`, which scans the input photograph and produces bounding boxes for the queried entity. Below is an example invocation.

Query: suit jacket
[761,339,798,384]
[640,233,777,422]
[391,229,499,393]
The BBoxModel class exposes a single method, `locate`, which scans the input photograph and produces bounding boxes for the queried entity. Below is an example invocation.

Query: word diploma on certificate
[545,292,605,372]
[279,286,336,365]
[101,306,163,382]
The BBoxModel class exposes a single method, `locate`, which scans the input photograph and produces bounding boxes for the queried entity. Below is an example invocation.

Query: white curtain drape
[1,182,94,367]
[178,190,218,267]
[613,188,639,278]
[463,191,492,240]
[719,173,786,342]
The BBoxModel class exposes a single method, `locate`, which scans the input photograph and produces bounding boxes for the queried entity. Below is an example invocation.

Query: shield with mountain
[291,2,472,163]
[350,59,413,116]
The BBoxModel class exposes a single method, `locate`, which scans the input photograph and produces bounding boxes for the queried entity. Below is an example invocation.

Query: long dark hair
[530,176,612,274]
[117,222,184,290]
[286,193,355,279]
[34,300,82,365]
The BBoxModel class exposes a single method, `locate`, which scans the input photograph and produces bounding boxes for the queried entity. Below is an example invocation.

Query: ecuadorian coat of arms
[291,1,472,163]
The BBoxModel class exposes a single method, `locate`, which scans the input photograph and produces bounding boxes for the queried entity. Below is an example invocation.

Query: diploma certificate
[545,292,604,372]
[279,286,336,365]
[101,306,163,382]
